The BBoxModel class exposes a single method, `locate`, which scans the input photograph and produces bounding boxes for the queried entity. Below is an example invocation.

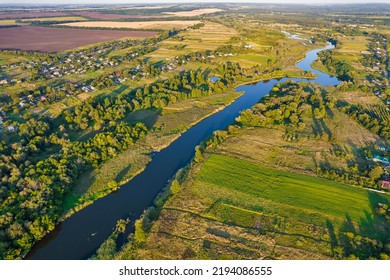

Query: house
[7,125,16,133]
[378,146,388,152]
[373,154,390,165]
[0,79,8,85]
[381,180,390,190]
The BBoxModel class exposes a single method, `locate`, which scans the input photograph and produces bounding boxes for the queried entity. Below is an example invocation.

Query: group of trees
[238,81,334,131]
[318,50,357,82]
[338,103,390,140]
[0,120,146,259]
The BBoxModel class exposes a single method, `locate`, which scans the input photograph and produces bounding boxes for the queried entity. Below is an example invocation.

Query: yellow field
[0,19,17,25]
[59,20,201,30]
[162,8,224,17]
[21,16,87,22]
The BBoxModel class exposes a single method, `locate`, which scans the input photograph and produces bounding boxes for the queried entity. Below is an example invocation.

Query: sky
[1,0,390,5]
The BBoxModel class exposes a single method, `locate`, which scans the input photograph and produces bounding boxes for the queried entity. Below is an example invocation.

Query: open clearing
[60,20,201,30]
[0,26,157,53]
[162,8,224,17]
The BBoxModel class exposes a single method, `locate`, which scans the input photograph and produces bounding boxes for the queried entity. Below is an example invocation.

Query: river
[27,41,340,260]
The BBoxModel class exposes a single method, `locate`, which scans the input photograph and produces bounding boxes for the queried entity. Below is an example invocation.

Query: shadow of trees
[326,192,390,259]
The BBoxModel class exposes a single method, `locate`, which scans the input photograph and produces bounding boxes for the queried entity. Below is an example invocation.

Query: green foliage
[193,146,203,163]
[338,103,390,140]
[93,236,117,260]
[318,50,357,82]
[238,81,329,129]
[0,122,146,259]
[133,219,147,245]
[170,179,181,195]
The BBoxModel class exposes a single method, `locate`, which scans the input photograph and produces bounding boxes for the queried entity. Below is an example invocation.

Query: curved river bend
[27,42,340,260]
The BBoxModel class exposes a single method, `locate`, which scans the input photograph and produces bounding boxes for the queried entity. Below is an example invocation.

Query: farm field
[146,21,238,62]
[20,16,88,22]
[0,26,157,53]
[162,8,224,16]
[0,19,17,25]
[128,153,389,260]
[60,20,202,30]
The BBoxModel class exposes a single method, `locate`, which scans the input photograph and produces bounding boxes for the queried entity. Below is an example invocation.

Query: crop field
[198,154,382,223]
[0,26,157,53]
[60,20,201,30]
[132,153,389,260]
[162,8,224,17]
[0,19,17,25]
[20,16,88,22]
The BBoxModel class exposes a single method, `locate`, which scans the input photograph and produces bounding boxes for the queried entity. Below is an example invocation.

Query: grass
[0,53,26,66]
[198,154,383,224]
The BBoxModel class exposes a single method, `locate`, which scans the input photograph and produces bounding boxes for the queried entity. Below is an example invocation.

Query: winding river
[27,41,340,260]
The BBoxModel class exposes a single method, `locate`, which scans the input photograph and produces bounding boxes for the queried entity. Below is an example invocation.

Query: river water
[27,41,340,260]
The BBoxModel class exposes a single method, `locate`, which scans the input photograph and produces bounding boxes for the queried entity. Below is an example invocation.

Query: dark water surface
[27,42,340,260]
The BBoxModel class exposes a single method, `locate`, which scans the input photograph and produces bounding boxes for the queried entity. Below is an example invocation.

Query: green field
[198,154,386,225]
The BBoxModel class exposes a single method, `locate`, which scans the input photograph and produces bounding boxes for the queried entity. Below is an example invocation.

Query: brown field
[0,12,68,19]
[60,20,201,30]
[162,8,224,17]
[71,11,169,20]
[0,26,157,53]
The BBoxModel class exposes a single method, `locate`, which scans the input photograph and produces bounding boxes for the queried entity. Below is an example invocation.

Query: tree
[170,179,180,195]
[369,165,383,181]
[194,146,202,163]
[115,219,129,234]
